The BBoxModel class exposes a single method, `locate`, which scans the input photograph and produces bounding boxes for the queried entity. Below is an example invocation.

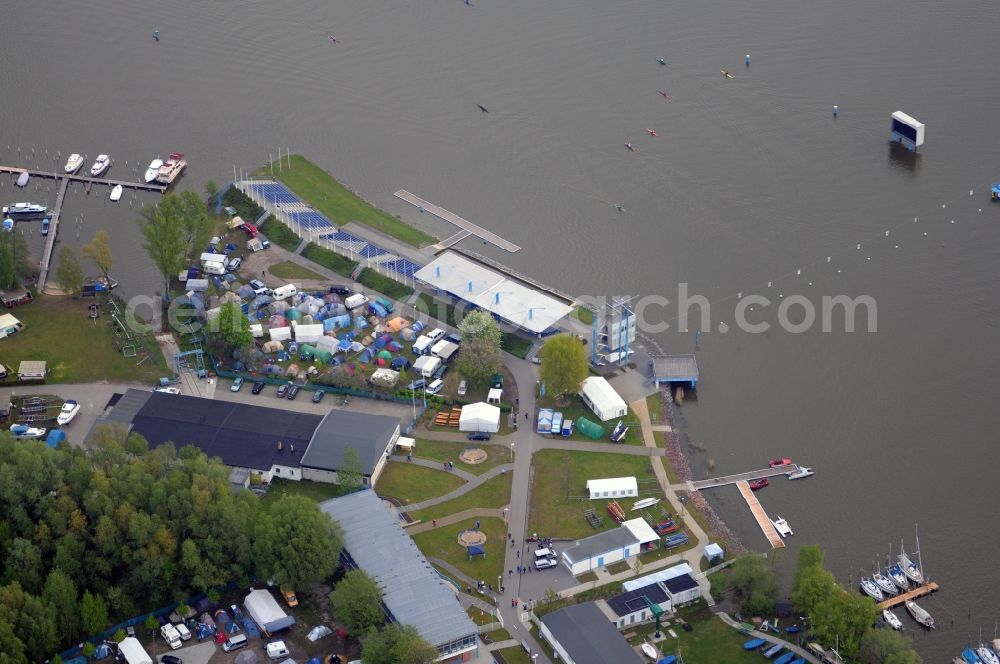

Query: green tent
[299,344,333,363]
[575,417,606,440]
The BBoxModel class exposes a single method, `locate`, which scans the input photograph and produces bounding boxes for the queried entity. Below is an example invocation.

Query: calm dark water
[4,1,999,657]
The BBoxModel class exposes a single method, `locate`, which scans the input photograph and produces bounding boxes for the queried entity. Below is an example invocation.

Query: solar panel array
[246,182,299,205]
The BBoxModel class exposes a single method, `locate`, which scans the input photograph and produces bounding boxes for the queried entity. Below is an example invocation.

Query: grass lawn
[534,394,643,445]
[301,243,358,278]
[410,472,512,523]
[571,306,594,325]
[259,154,436,247]
[498,647,532,664]
[528,450,657,540]
[414,293,461,327]
[484,627,512,642]
[412,517,506,586]
[410,438,509,475]
[466,606,500,628]
[0,294,168,383]
[357,268,413,300]
[625,604,763,664]
[258,217,302,252]
[500,333,533,359]
[606,560,631,575]
[268,260,326,281]
[259,478,350,508]
[576,571,598,584]
[374,462,465,506]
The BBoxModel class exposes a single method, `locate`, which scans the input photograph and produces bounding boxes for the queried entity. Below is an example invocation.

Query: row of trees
[0,427,344,661]
[139,191,214,297]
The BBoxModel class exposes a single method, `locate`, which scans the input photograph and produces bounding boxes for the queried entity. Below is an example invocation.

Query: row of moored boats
[955,641,1000,664]
[859,540,937,632]
[62,151,186,185]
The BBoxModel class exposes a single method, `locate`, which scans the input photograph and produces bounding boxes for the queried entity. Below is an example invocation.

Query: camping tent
[579,376,628,421]
[294,324,324,343]
[262,340,284,353]
[535,408,554,434]
[467,545,485,558]
[117,638,152,664]
[270,326,292,342]
[386,316,409,332]
[244,588,295,633]
[575,417,606,440]
[459,402,501,433]
[370,368,400,387]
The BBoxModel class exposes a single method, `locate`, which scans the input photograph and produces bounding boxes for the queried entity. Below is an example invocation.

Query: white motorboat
[90,154,111,176]
[57,400,81,426]
[109,184,123,202]
[859,577,884,601]
[15,172,29,187]
[786,466,814,480]
[3,202,48,217]
[993,640,1000,657]
[640,642,658,659]
[905,600,934,629]
[144,157,164,183]
[10,424,47,440]
[156,152,186,184]
[882,610,903,631]
[771,516,793,537]
[873,571,899,596]
[64,153,84,174]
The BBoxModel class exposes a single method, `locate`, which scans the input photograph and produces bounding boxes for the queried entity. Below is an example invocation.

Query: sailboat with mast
[898,529,925,586]
[872,562,899,596]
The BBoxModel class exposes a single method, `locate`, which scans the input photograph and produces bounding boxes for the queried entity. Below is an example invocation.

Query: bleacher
[359,244,389,259]
[383,258,422,278]
[288,210,335,230]
[245,182,299,205]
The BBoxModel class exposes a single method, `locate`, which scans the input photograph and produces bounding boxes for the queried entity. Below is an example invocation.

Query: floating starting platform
[876,582,939,609]
[890,111,924,152]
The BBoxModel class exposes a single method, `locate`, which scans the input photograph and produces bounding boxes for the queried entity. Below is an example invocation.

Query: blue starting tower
[890,111,924,152]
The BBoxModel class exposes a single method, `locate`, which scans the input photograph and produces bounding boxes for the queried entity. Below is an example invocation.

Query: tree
[362,624,437,664]
[81,230,114,287]
[54,246,84,296]
[458,310,502,349]
[538,333,589,401]
[139,197,186,296]
[338,447,363,492]
[727,554,777,616]
[859,629,923,664]
[329,569,384,632]
[144,615,159,633]
[42,570,79,644]
[79,591,108,636]
[216,301,252,350]
[0,229,31,289]
[205,180,220,204]
[254,495,343,589]
[177,190,213,253]
[455,338,502,382]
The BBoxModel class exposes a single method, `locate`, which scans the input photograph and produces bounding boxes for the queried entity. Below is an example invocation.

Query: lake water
[4,1,999,657]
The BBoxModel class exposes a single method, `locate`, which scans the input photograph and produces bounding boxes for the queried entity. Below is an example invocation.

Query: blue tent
[93,643,113,660]
[467,545,485,558]
[358,348,373,363]
[391,357,410,370]
[354,315,369,329]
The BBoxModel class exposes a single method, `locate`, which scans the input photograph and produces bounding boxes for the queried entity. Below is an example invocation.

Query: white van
[535,558,558,570]
[174,623,191,641]
[223,634,248,652]
[203,260,226,276]
[426,327,445,343]
[345,293,369,310]
[412,335,432,355]
[534,548,555,561]
[425,378,444,395]
[266,641,291,660]
[273,284,298,301]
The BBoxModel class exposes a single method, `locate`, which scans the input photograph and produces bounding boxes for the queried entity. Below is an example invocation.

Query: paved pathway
[390,454,478,482]
[535,437,667,456]
[404,508,505,535]
[392,462,512,513]
[716,612,822,664]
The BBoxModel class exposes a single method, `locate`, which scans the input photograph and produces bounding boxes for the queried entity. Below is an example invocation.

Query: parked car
[280,585,299,608]
[457,380,468,397]
[249,279,266,291]
[252,381,266,394]
[286,384,300,400]
[154,387,181,394]
[445,333,462,345]
[231,376,245,392]
[328,285,352,295]
[425,379,444,395]
[311,389,325,403]
[227,256,242,272]
[161,656,183,664]
[407,378,426,391]
[468,431,491,441]
[276,383,290,398]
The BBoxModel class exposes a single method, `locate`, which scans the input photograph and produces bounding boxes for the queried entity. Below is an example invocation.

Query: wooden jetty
[691,464,801,490]
[735,480,784,549]
[36,178,69,291]
[1,166,167,193]
[876,582,939,609]
[394,189,521,253]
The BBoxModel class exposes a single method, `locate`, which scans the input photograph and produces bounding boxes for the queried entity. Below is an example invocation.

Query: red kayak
[749,478,769,491]
[769,457,792,468]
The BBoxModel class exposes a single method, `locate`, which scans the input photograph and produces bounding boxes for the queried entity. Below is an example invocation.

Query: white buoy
[950,220,954,223]
[837,269,842,273]
[856,243,861,250]
[895,245,899,249]
[885,230,889,236]
[923,232,928,236]
[942,204,946,208]
[796,268,801,275]
[767,281,772,287]
[970,189,974,196]
[737,292,742,298]
[867,257,871,261]
[827,256,831,262]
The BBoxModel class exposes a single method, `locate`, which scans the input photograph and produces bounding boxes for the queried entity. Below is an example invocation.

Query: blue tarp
[467,545,485,557]
[46,430,66,448]
[242,617,260,638]
[93,643,113,660]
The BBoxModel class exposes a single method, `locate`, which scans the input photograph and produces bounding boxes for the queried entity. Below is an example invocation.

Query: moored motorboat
[90,154,111,177]
[786,466,814,480]
[109,185,123,202]
[2,202,48,217]
[993,640,1000,657]
[769,457,792,467]
[16,172,30,187]
[57,400,80,426]
[859,577,884,601]
[156,152,186,184]
[905,600,934,629]
[144,158,164,183]
[882,609,902,630]
[771,516,793,537]
[64,153,84,174]
[873,571,898,596]
[886,563,910,590]
[749,478,769,491]
[963,648,982,664]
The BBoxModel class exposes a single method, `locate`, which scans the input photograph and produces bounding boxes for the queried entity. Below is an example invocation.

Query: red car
[749,478,769,491]
[768,457,792,468]
[241,223,258,238]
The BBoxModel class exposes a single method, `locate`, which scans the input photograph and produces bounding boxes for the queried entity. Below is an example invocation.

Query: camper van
[272,284,298,301]
[426,327,446,343]
[412,335,432,355]
[203,260,226,276]
[223,634,248,652]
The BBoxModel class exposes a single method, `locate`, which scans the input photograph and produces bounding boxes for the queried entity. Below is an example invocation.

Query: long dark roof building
[540,602,643,664]
[302,409,400,476]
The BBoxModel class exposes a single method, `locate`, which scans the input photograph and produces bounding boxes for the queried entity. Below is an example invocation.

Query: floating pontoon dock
[394,190,521,253]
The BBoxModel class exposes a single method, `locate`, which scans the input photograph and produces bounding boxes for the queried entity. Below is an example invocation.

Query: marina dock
[1,166,167,193]
[691,464,801,490]
[876,582,939,609]
[394,189,521,253]
[36,178,69,291]
[735,480,785,549]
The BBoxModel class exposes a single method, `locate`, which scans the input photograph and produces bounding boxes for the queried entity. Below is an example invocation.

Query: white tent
[244,588,295,633]
[250,323,264,338]
[579,376,627,421]
[586,476,638,500]
[316,336,340,353]
[459,402,501,433]
[269,326,292,342]
[370,368,400,387]
[294,323,324,343]
[117,637,152,664]
[396,436,416,450]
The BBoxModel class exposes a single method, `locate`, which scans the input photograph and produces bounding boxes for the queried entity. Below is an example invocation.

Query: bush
[222,186,264,221]
[357,268,413,300]
[259,217,302,252]
[301,243,358,277]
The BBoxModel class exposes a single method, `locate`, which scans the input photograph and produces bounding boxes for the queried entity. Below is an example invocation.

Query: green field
[0,294,168,384]
[357,268,413,300]
[410,438,509,475]
[500,333,533,359]
[528,449,657,540]
[268,260,326,281]
[374,462,465,506]
[412,517,506,587]
[625,604,765,664]
[410,472,512,522]
[259,478,350,508]
[571,306,594,325]
[258,155,436,247]
[300,243,358,278]
[258,217,302,252]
